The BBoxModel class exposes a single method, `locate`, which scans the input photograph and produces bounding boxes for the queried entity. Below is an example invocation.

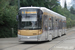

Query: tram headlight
[18,30,21,35]
[39,30,42,34]
[39,31,41,34]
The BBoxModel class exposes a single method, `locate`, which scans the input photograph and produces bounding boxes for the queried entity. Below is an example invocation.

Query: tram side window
[37,10,42,28]
[58,20,60,29]
[51,17,54,30]
[60,21,62,29]
[62,22,64,28]
[48,16,53,30]
[43,15,48,30]
[63,21,66,28]
[61,21,63,29]
[55,19,58,30]
[63,21,64,28]
[63,21,65,28]
[53,17,56,30]
[59,20,62,29]
[58,19,60,29]
[65,22,66,28]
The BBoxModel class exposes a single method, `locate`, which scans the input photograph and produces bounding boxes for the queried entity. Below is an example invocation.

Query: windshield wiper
[25,16,30,18]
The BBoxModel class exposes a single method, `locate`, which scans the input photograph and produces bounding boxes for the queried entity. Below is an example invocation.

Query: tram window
[64,21,66,28]
[59,20,62,29]
[56,19,57,21]
[51,17,54,30]
[56,19,59,29]
[60,21,62,29]
[61,21,62,29]
[48,17,52,30]
[37,9,42,28]
[63,21,66,28]
[53,17,56,29]
[58,19,60,29]
[58,20,60,29]
[43,15,48,30]
[62,21,63,28]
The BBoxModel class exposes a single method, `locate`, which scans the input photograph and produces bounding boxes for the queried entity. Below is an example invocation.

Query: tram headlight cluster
[39,30,42,34]
[39,31,41,34]
[18,30,21,35]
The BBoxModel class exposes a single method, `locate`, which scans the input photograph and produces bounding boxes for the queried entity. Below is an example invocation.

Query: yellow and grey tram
[17,7,66,42]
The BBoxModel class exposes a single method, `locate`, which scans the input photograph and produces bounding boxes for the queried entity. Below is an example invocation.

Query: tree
[9,0,18,6]
[47,0,59,10]
[64,0,67,9]
[20,0,58,9]
[20,0,44,7]
[70,6,75,15]
[53,5,75,28]
[0,0,18,38]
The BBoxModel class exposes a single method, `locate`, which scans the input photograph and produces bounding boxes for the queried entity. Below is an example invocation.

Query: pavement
[0,28,75,50]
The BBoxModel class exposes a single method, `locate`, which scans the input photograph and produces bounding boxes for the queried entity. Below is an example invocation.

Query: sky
[60,0,72,8]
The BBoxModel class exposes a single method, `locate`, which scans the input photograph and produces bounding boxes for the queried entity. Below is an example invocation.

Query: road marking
[55,46,75,50]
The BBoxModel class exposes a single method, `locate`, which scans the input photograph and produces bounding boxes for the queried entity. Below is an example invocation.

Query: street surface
[0,28,75,50]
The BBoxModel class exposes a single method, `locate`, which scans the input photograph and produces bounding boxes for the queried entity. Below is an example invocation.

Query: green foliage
[20,0,58,9]
[70,6,75,15]
[20,0,44,7]
[53,6,75,28]
[9,0,18,6]
[0,0,18,38]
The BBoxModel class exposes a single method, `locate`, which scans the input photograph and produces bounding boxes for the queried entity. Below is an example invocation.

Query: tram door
[43,15,48,40]
[48,17,53,39]
[51,17,54,37]
[53,17,59,37]
[55,19,59,37]
[56,19,59,36]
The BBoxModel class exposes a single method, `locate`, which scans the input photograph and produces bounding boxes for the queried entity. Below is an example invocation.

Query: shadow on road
[21,41,49,44]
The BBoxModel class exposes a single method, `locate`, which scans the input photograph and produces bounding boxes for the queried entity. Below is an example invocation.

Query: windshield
[21,21,40,29]
[18,9,42,30]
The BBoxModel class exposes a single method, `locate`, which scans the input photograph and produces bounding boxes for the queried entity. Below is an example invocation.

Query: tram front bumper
[19,38,38,42]
[18,35,40,42]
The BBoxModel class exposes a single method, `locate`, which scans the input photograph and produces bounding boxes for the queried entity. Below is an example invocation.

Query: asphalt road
[0,28,75,50]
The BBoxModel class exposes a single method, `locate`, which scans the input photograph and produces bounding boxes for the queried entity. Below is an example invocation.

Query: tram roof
[20,7,66,20]
[20,7,40,9]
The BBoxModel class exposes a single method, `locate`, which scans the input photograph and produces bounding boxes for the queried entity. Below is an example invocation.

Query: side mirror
[40,10,43,14]
[16,15,19,21]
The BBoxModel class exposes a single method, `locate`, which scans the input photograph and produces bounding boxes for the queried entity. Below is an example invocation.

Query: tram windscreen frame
[18,8,42,30]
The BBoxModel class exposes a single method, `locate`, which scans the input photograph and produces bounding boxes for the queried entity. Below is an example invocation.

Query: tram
[17,7,66,42]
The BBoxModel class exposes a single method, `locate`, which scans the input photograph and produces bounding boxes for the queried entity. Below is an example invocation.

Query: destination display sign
[21,11,37,14]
